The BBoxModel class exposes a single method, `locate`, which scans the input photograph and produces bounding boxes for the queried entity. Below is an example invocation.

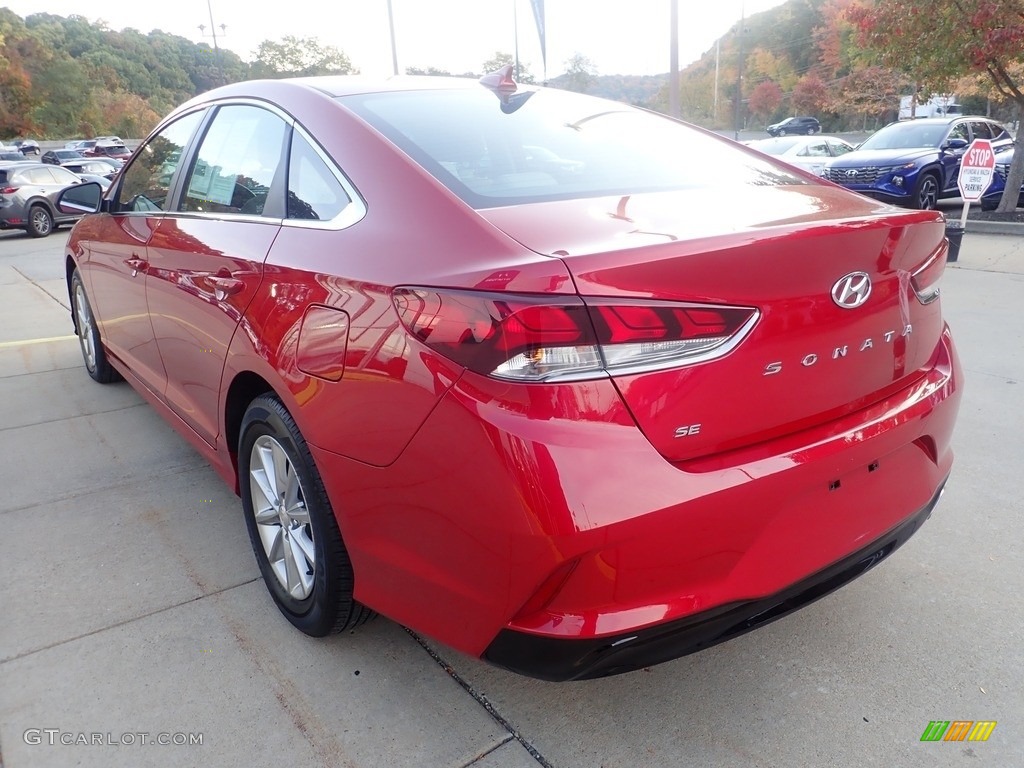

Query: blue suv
[981,150,1024,211]
[823,117,1012,209]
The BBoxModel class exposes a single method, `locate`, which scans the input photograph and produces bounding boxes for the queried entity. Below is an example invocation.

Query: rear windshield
[341,87,804,208]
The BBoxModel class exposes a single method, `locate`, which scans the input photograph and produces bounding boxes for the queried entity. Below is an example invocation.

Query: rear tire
[240,394,374,637]
[28,205,53,238]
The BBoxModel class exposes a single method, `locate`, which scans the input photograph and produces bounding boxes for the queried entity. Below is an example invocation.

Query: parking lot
[0,223,1021,767]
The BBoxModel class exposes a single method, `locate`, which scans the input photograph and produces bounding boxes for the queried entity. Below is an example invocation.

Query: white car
[743,135,856,176]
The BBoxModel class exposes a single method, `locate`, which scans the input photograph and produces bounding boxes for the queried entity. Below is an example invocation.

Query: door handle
[205,275,245,301]
[124,256,148,277]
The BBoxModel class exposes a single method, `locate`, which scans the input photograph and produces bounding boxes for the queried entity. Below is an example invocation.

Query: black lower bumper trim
[483,481,946,681]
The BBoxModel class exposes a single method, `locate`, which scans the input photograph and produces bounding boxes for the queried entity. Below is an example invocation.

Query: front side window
[117,110,204,212]
[180,104,287,217]
[947,122,970,143]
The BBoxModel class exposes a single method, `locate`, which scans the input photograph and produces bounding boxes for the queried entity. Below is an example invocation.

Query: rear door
[146,103,287,447]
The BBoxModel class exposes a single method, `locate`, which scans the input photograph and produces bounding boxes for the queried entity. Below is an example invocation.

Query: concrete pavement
[1,226,1022,767]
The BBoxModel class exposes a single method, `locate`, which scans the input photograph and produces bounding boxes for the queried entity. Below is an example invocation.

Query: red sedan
[59,69,962,680]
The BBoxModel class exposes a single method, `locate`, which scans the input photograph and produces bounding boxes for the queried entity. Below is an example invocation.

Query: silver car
[0,162,85,237]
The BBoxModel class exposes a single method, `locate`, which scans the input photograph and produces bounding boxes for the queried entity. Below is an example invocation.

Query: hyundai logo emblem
[832,272,872,309]
[846,169,858,177]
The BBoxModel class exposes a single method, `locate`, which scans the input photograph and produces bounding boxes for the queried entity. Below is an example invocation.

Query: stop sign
[958,139,996,201]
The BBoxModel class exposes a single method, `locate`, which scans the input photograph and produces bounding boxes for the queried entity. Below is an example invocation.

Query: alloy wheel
[74,282,97,371]
[249,435,316,600]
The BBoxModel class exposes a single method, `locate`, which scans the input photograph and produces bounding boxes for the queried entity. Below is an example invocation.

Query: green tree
[481,52,535,83]
[251,36,357,78]
[562,53,597,94]
[851,0,1024,211]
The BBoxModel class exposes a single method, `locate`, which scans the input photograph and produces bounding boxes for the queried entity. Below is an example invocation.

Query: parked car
[90,143,132,161]
[70,139,99,154]
[58,70,962,681]
[11,139,41,156]
[0,150,25,161]
[73,172,112,190]
[980,151,1024,211]
[0,161,85,237]
[766,116,821,136]
[61,159,120,180]
[743,135,856,176]
[822,116,1012,209]
[42,149,86,165]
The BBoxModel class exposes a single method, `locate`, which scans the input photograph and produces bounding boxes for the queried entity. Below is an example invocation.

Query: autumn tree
[792,74,830,116]
[835,66,906,129]
[749,80,784,123]
[851,0,1024,212]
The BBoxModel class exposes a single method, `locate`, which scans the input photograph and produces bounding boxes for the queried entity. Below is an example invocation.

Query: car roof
[178,75,482,108]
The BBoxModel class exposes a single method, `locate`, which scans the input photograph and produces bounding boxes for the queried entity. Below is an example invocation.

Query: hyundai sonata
[59,69,962,680]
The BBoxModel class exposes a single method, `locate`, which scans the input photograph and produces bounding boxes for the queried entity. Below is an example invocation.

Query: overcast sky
[6,0,788,78]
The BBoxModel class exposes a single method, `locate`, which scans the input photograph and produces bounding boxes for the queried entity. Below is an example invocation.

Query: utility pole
[714,38,720,125]
[733,2,745,140]
[669,0,680,119]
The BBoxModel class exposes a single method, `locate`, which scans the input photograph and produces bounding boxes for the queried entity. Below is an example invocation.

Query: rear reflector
[393,288,758,382]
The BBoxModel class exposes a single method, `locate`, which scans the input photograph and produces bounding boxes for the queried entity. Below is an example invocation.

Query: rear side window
[287,132,350,220]
[342,88,803,208]
[180,104,287,217]
[117,110,204,212]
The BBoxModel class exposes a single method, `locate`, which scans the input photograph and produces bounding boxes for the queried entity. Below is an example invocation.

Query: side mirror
[941,138,969,153]
[58,181,103,215]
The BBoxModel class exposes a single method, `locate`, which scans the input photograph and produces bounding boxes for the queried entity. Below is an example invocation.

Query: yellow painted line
[0,334,78,349]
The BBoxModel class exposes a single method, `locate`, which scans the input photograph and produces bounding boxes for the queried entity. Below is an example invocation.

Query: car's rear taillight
[393,288,758,382]
[910,245,946,305]
[0,186,17,195]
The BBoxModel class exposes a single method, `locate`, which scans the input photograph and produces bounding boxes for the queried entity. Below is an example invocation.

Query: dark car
[0,161,85,237]
[822,116,1012,209]
[42,149,86,165]
[12,139,41,156]
[766,116,821,136]
[58,69,961,681]
[981,150,1024,211]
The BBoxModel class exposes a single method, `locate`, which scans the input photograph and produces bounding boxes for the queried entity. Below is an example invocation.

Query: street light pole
[669,0,679,119]
[733,2,745,141]
[386,0,399,75]
[198,0,226,86]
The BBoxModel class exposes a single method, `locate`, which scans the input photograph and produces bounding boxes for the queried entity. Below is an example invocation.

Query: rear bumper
[311,327,961,673]
[483,480,944,681]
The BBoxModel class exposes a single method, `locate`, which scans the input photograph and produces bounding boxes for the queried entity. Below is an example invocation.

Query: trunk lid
[479,184,948,462]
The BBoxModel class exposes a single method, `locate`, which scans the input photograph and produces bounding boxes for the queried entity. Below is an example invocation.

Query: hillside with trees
[2,1,1021,144]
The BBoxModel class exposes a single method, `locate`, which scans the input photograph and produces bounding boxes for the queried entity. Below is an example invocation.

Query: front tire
[240,394,373,637]
[71,269,119,383]
[28,205,53,238]
[911,173,940,210]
